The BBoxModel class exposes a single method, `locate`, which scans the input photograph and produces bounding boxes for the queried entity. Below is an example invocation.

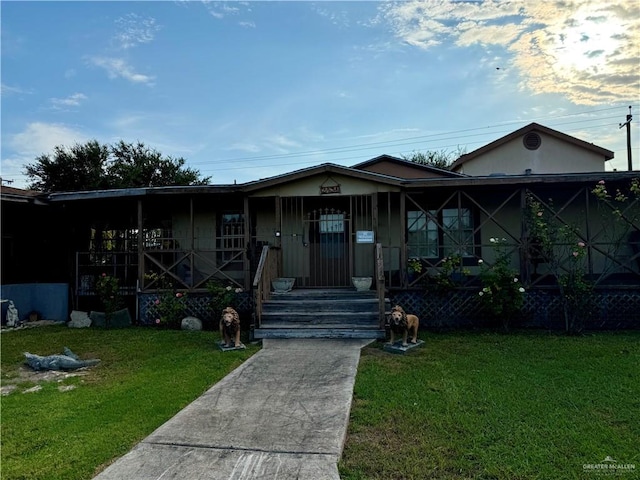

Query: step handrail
[252,245,278,327]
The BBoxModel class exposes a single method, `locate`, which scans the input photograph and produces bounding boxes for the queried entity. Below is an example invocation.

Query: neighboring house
[1,124,638,329]
[450,122,614,175]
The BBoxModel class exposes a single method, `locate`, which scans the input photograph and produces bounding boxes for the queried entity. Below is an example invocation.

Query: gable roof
[241,162,406,192]
[449,122,614,171]
[351,154,464,178]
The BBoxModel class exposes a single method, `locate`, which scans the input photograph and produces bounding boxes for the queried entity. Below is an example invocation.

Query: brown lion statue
[219,306,241,348]
[388,305,419,346]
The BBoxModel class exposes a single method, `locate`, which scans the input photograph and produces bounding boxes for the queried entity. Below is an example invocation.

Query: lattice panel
[595,291,640,328]
[138,292,253,328]
[390,289,640,330]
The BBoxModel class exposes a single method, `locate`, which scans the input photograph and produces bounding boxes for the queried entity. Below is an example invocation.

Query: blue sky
[2,1,639,189]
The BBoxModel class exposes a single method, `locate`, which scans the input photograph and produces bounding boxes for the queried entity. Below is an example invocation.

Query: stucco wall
[459,133,606,175]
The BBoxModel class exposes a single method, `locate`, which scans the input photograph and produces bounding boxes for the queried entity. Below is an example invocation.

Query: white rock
[181,316,203,331]
[68,310,92,328]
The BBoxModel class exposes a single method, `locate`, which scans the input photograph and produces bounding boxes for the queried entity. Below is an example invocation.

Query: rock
[89,308,131,328]
[181,316,202,331]
[23,385,42,394]
[68,310,92,328]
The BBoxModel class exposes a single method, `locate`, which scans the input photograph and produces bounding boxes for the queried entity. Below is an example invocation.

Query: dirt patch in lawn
[1,365,90,396]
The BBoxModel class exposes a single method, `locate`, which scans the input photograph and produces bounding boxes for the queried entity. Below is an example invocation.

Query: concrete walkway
[93,338,374,480]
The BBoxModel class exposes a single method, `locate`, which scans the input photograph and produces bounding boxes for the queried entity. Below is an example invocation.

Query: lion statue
[219,306,242,348]
[388,305,419,346]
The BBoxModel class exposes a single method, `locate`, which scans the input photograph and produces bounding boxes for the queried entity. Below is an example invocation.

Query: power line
[183,106,638,169]
[2,104,638,183]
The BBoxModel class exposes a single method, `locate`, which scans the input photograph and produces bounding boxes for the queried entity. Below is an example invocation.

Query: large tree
[24,140,210,192]
[24,140,111,192]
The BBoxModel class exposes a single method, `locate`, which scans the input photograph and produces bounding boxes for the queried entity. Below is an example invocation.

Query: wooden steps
[254,289,387,340]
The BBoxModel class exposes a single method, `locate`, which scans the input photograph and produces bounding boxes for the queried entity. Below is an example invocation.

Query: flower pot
[352,276,372,291]
[271,277,295,293]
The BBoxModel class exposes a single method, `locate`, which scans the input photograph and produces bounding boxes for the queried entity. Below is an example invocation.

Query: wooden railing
[252,245,279,329]
[375,242,386,327]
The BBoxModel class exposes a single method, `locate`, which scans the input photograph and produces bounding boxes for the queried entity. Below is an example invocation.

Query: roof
[0,185,48,204]
[401,170,638,189]
[449,122,615,171]
[351,154,463,178]
[241,162,406,192]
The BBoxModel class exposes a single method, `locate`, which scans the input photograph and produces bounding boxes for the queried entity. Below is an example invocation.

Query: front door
[305,208,351,287]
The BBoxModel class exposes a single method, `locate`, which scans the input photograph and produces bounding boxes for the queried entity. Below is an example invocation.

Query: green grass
[3,327,639,480]
[0,325,258,480]
[339,331,640,480]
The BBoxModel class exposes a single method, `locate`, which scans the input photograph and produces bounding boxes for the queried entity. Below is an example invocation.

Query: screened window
[220,213,244,262]
[319,214,345,233]
[407,208,474,258]
[319,213,345,259]
[442,208,473,257]
[407,210,438,258]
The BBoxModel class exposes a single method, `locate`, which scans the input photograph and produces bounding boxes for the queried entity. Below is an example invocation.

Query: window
[442,208,474,257]
[319,213,345,259]
[219,213,244,262]
[407,208,474,258]
[407,210,438,257]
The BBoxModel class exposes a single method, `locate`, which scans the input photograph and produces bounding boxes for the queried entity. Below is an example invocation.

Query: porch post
[244,196,251,290]
[520,187,528,284]
[371,192,379,284]
[137,199,144,322]
[275,196,282,275]
[400,191,407,288]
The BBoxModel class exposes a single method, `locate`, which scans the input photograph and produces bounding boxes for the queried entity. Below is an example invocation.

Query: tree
[402,146,466,169]
[108,141,209,188]
[24,140,111,192]
[24,140,210,192]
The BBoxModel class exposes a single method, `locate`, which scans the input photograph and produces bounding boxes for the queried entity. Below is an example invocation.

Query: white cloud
[379,0,640,105]
[2,122,91,188]
[1,83,34,96]
[227,142,261,153]
[7,122,89,157]
[114,13,161,49]
[266,134,301,152]
[312,5,351,28]
[50,93,87,109]
[87,56,155,85]
[239,21,255,28]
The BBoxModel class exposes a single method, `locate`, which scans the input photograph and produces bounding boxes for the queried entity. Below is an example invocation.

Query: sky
[1,0,639,189]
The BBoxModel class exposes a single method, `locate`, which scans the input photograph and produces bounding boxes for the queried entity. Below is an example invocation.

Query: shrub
[147,276,188,328]
[95,273,123,317]
[478,238,525,331]
[206,280,243,319]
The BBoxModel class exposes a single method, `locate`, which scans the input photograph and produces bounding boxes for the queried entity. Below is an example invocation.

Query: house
[450,122,614,175]
[1,124,638,331]
[1,185,70,321]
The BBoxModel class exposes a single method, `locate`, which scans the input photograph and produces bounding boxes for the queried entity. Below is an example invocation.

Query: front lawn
[2,327,638,480]
[0,325,258,480]
[339,331,640,480]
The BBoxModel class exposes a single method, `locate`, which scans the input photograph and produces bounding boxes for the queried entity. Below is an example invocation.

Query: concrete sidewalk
[93,338,373,480]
